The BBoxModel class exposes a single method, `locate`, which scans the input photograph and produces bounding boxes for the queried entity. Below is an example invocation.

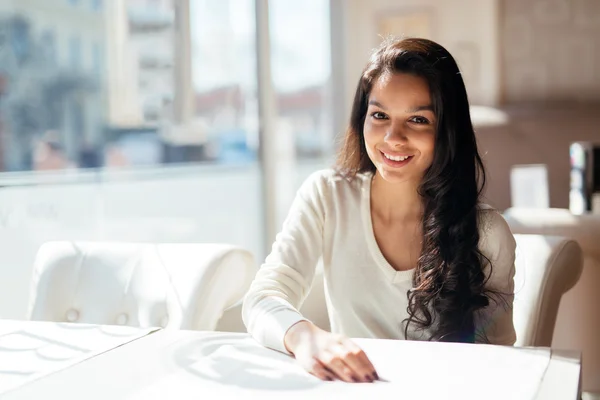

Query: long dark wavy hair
[337,37,496,343]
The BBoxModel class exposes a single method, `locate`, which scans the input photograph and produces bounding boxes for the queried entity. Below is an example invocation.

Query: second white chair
[28,241,257,331]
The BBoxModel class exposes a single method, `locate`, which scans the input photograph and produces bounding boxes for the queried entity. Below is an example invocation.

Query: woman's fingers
[339,340,378,381]
[322,341,378,382]
[305,359,336,381]
[320,354,358,382]
[291,328,377,383]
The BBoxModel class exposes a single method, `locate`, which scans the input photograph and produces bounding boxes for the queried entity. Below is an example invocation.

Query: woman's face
[363,72,436,185]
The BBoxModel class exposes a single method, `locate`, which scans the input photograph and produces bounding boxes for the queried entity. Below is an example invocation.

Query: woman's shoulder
[477,204,516,261]
[299,168,370,197]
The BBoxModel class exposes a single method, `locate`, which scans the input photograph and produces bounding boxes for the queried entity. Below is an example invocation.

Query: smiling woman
[243,37,517,384]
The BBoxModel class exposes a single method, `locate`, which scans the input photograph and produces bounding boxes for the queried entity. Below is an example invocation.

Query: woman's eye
[372,112,387,120]
[410,116,430,124]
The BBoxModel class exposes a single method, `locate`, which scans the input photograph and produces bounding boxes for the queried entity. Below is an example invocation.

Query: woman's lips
[380,151,414,167]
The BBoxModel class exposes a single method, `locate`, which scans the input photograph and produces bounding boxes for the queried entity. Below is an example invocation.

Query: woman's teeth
[383,153,410,162]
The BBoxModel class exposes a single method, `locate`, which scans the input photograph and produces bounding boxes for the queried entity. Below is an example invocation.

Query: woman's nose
[385,125,408,147]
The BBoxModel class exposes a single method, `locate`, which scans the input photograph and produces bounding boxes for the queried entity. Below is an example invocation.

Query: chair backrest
[504,207,600,260]
[512,234,582,346]
[28,241,256,331]
[505,207,600,392]
[289,234,583,347]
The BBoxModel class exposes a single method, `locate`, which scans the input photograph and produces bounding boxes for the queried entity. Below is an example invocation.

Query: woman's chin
[376,166,414,184]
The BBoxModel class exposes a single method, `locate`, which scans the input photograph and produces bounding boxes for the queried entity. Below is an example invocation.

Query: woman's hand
[284,321,378,383]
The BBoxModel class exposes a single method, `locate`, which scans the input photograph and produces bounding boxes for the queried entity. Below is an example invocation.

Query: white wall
[336,0,600,111]
[501,0,600,102]
[338,0,500,122]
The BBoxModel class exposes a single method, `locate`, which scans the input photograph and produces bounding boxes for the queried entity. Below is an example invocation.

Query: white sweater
[242,169,517,354]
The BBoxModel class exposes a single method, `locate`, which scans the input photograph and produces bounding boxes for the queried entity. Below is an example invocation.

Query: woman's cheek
[363,125,376,148]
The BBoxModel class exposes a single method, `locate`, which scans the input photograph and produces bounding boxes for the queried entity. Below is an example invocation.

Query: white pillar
[255,0,278,255]
[173,0,194,125]
[329,0,349,147]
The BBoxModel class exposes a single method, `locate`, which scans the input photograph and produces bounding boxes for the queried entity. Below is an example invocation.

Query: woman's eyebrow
[408,104,434,112]
[368,100,433,113]
[368,99,386,109]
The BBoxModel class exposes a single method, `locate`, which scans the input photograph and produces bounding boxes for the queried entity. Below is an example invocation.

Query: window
[268,0,333,227]
[91,0,103,11]
[68,35,82,70]
[191,0,258,164]
[91,42,103,79]
[0,0,335,321]
[40,30,56,66]
[9,17,30,64]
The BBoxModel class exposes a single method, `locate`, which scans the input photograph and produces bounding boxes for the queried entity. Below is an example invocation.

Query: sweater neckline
[361,172,415,284]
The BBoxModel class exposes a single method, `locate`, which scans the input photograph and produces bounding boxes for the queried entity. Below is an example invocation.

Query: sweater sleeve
[475,210,517,346]
[242,171,328,354]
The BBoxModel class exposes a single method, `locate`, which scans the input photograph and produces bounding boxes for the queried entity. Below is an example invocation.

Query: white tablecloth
[127,333,551,400]
[0,320,158,395]
[3,330,581,400]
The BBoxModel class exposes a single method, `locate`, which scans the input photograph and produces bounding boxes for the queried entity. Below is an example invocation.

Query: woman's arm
[242,171,328,354]
[476,210,517,346]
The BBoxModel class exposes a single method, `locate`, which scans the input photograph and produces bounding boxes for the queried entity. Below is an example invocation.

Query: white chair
[218,234,583,349]
[504,207,600,394]
[511,234,582,347]
[28,241,256,331]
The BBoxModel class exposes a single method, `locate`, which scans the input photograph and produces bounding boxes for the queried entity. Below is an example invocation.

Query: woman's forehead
[369,73,432,108]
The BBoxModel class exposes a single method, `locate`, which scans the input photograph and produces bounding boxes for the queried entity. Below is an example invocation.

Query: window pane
[92,0,103,11]
[268,0,333,227]
[270,0,332,161]
[191,0,258,164]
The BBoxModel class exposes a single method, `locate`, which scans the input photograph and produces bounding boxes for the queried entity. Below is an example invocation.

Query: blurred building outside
[0,0,106,172]
[0,0,331,173]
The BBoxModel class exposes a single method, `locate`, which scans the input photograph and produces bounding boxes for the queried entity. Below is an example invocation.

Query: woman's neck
[370,171,423,223]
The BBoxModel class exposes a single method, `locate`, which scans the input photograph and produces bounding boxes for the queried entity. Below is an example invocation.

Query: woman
[242,37,516,383]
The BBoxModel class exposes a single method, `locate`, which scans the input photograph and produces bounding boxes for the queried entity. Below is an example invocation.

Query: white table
[0,320,159,396]
[4,329,581,400]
